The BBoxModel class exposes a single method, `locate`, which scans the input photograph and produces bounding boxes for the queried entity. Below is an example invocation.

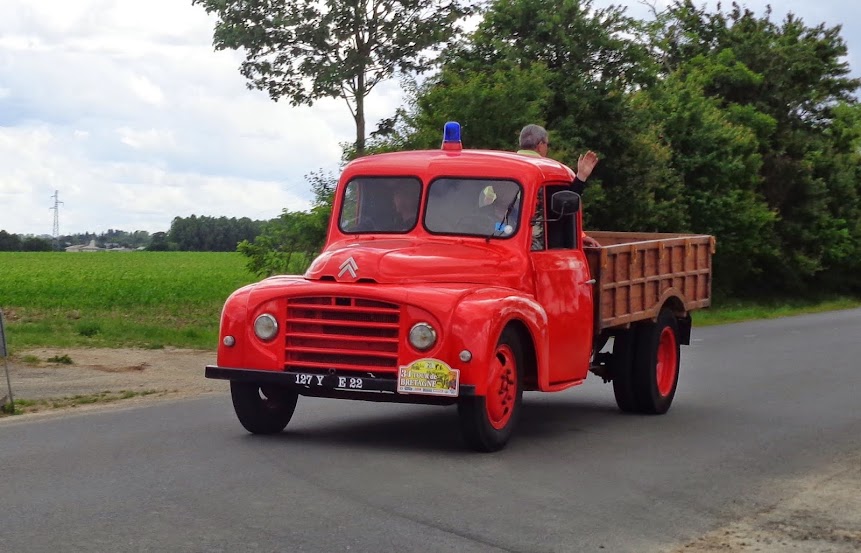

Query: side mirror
[550,191,581,216]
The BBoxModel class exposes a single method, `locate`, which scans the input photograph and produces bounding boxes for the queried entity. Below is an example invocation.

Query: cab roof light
[442,121,462,152]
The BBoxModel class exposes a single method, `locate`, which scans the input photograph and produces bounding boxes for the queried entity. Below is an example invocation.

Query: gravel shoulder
[1,347,859,553]
[1,347,225,409]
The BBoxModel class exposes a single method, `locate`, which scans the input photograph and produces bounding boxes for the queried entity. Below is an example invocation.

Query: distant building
[65,240,103,252]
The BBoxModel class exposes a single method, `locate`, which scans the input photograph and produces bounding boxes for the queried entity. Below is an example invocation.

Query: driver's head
[389,183,419,217]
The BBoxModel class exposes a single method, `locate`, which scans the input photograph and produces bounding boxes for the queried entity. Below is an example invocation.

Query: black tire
[458,327,524,452]
[611,329,641,413]
[230,382,298,434]
[632,308,681,414]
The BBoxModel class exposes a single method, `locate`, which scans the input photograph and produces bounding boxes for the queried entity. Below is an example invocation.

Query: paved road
[2,309,860,553]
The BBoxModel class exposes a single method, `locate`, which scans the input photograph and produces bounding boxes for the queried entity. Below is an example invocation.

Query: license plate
[292,372,365,390]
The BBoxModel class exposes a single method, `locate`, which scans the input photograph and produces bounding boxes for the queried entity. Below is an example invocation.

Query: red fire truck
[206,123,714,451]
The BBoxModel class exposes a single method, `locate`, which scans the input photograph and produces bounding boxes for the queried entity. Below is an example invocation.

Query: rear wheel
[230,382,298,434]
[458,327,524,452]
[611,329,640,412]
[633,308,680,414]
[612,308,681,414]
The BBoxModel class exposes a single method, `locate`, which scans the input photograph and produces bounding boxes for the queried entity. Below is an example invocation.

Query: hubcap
[656,327,678,397]
[486,344,517,430]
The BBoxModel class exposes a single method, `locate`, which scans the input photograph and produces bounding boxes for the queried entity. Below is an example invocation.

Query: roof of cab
[341,149,576,184]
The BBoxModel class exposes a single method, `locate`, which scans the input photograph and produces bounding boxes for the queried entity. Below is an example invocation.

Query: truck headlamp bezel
[408,322,437,351]
[253,314,279,341]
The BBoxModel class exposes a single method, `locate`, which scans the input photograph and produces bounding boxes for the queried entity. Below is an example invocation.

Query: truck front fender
[448,288,548,396]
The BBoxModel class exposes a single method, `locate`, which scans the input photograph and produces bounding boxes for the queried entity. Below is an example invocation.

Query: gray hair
[519,124,548,149]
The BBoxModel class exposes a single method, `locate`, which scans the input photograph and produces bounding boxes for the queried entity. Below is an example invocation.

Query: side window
[531,184,578,251]
[531,188,547,251]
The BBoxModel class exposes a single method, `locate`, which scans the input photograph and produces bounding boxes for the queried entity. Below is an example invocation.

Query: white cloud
[127,75,165,106]
[0,0,396,236]
[117,127,175,150]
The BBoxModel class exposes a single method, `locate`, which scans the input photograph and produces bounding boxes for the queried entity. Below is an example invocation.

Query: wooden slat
[585,232,714,332]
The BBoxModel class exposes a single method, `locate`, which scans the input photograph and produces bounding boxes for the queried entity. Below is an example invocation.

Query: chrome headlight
[409,322,437,351]
[254,314,279,341]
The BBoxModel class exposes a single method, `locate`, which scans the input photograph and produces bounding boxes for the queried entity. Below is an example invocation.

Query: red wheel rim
[486,344,517,430]
[656,327,678,397]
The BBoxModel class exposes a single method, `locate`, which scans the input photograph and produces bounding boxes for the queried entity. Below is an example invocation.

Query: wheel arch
[504,318,538,391]
[660,294,691,345]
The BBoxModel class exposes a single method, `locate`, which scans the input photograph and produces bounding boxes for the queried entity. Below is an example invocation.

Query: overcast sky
[1,0,858,236]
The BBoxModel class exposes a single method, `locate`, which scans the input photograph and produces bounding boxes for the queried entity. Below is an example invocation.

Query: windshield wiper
[487,192,520,239]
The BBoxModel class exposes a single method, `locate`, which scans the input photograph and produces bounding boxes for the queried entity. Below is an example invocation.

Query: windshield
[339,177,422,233]
[425,178,522,237]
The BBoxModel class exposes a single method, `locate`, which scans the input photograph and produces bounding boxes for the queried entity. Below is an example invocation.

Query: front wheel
[458,327,524,452]
[230,382,298,434]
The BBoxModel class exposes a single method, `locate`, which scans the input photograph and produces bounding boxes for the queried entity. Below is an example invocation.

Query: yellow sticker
[397,358,460,397]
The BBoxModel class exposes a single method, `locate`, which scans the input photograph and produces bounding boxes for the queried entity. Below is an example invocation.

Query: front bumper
[206,366,475,405]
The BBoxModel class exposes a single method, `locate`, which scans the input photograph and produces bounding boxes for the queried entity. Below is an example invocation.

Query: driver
[390,183,419,229]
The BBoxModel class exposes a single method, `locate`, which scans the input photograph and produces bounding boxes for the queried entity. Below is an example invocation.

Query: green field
[0,252,258,351]
[1,251,859,354]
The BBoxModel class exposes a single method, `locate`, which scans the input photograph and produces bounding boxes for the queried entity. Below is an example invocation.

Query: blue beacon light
[442,121,462,151]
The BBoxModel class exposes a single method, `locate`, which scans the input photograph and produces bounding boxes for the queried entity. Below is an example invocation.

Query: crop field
[1,252,859,353]
[0,252,259,351]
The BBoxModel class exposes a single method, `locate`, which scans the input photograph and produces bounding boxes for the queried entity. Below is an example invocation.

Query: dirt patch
[673,453,861,553]
[1,347,226,409]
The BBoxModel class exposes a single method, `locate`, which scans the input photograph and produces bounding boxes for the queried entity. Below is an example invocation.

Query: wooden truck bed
[584,231,715,332]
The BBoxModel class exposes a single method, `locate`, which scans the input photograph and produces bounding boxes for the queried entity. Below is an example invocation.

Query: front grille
[285,296,400,373]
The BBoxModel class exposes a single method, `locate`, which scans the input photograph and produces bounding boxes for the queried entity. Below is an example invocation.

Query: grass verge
[0,390,172,417]
[693,296,861,326]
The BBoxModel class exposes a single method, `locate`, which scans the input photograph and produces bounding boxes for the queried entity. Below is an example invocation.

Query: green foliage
[0,230,21,251]
[46,354,73,365]
[0,231,52,252]
[648,0,861,293]
[238,206,330,277]
[76,322,102,337]
[238,170,336,277]
[632,51,780,293]
[164,215,265,252]
[0,390,166,417]
[192,0,473,154]
[693,296,861,326]
[399,63,554,150]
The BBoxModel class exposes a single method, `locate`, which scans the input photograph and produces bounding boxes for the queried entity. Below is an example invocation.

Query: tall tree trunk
[355,70,366,156]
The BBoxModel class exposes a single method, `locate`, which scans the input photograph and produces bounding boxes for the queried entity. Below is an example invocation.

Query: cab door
[529,184,594,388]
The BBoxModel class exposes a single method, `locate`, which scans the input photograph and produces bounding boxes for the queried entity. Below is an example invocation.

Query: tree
[649,0,861,292]
[192,0,473,155]
[167,215,266,251]
[238,170,338,276]
[634,50,779,294]
[147,232,172,252]
[0,231,22,251]
[21,236,52,252]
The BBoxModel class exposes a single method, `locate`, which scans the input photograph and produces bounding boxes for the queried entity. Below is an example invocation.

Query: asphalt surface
[2,309,860,553]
